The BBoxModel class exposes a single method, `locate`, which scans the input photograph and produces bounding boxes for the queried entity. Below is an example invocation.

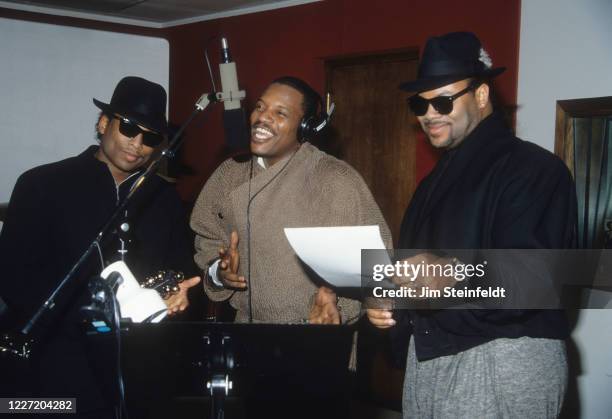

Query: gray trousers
[403,337,567,419]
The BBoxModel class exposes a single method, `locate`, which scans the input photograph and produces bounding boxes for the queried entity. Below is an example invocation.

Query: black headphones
[297,92,335,143]
[272,77,335,143]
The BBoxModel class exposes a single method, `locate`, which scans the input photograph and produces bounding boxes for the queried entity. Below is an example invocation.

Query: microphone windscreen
[223,108,249,150]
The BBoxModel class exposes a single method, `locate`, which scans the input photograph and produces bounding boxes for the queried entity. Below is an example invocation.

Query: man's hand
[165,276,201,315]
[366,308,396,329]
[308,286,341,324]
[218,231,247,289]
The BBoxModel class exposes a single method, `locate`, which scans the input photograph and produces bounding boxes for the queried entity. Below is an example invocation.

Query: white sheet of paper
[284,225,391,287]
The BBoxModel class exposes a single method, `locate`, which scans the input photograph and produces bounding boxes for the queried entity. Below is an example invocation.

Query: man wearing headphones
[191,76,391,324]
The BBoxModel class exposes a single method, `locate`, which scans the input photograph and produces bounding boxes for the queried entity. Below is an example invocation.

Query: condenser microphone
[221,37,231,63]
[218,37,248,148]
[219,38,242,111]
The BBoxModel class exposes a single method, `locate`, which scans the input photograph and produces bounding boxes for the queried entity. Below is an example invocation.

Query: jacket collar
[247,143,313,196]
[77,145,145,191]
[417,111,514,220]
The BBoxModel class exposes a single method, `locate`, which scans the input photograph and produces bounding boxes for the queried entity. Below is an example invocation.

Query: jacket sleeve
[0,170,55,325]
[190,162,234,302]
[318,159,393,246]
[161,187,199,279]
[435,154,577,332]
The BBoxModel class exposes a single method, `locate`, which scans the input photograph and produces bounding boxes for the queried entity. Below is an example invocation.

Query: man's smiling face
[249,83,304,166]
[416,78,482,150]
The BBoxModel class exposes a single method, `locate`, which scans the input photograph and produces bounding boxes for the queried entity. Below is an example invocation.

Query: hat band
[418,59,478,78]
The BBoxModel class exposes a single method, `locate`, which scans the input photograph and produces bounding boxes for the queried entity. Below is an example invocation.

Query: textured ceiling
[0,0,319,27]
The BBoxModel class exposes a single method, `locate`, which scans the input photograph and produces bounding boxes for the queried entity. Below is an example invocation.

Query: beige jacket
[191,142,392,323]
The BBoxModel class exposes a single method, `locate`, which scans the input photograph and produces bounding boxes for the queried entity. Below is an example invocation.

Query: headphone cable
[245,149,299,322]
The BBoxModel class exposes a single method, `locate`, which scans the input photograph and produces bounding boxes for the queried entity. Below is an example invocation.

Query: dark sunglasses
[408,83,476,116]
[116,116,164,147]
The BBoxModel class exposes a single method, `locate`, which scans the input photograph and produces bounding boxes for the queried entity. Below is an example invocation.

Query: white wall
[516,0,612,151]
[0,18,169,203]
[517,2,612,418]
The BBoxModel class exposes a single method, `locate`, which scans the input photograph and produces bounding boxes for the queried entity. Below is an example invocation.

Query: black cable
[245,151,300,322]
[88,277,128,419]
[246,159,254,323]
[94,241,106,271]
[203,36,221,93]
[109,281,128,419]
[142,309,168,324]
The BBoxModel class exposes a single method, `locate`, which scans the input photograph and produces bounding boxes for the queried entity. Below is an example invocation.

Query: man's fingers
[165,292,188,313]
[220,257,239,274]
[366,309,396,328]
[319,286,334,294]
[180,276,201,290]
[167,303,186,315]
[222,273,247,289]
[329,307,341,324]
[315,286,337,305]
[229,251,240,273]
[368,317,395,328]
[229,231,239,251]
[367,308,393,319]
[313,307,340,325]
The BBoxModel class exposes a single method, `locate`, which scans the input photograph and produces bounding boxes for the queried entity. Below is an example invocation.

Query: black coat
[0,146,196,412]
[0,145,196,325]
[395,112,577,361]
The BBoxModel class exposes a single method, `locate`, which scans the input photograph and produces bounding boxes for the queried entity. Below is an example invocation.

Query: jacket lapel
[415,112,514,224]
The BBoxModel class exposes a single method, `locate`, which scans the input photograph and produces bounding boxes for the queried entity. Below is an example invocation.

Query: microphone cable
[204,42,218,93]
[202,35,222,93]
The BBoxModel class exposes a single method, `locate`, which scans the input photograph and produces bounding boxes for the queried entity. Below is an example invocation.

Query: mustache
[123,147,144,158]
[252,122,275,134]
[422,118,449,127]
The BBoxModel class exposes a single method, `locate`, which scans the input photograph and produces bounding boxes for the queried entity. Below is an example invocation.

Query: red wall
[164,0,521,201]
[1,0,521,202]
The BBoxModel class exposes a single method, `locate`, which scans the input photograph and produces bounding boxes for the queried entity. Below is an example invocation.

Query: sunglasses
[408,83,476,116]
[116,116,164,147]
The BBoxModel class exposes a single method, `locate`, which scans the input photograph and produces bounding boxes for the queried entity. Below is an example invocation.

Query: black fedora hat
[93,76,168,134]
[400,32,505,93]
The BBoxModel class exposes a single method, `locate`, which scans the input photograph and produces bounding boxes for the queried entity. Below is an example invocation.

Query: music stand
[92,322,354,419]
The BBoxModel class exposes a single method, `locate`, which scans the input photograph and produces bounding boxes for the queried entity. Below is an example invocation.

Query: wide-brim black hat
[93,76,168,134]
[400,32,506,93]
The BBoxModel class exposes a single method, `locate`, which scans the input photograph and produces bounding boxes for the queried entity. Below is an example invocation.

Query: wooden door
[324,50,419,407]
[324,49,419,245]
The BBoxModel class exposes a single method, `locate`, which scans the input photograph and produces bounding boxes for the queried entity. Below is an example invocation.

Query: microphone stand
[1,91,223,358]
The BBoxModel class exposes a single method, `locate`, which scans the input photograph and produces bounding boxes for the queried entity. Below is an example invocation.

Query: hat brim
[93,98,168,135]
[399,67,506,93]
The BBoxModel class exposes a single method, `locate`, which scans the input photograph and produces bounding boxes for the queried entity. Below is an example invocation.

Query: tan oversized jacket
[191,142,392,323]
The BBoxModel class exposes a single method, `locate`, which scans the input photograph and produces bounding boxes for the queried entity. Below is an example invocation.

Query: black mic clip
[80,272,122,335]
[196,93,219,111]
